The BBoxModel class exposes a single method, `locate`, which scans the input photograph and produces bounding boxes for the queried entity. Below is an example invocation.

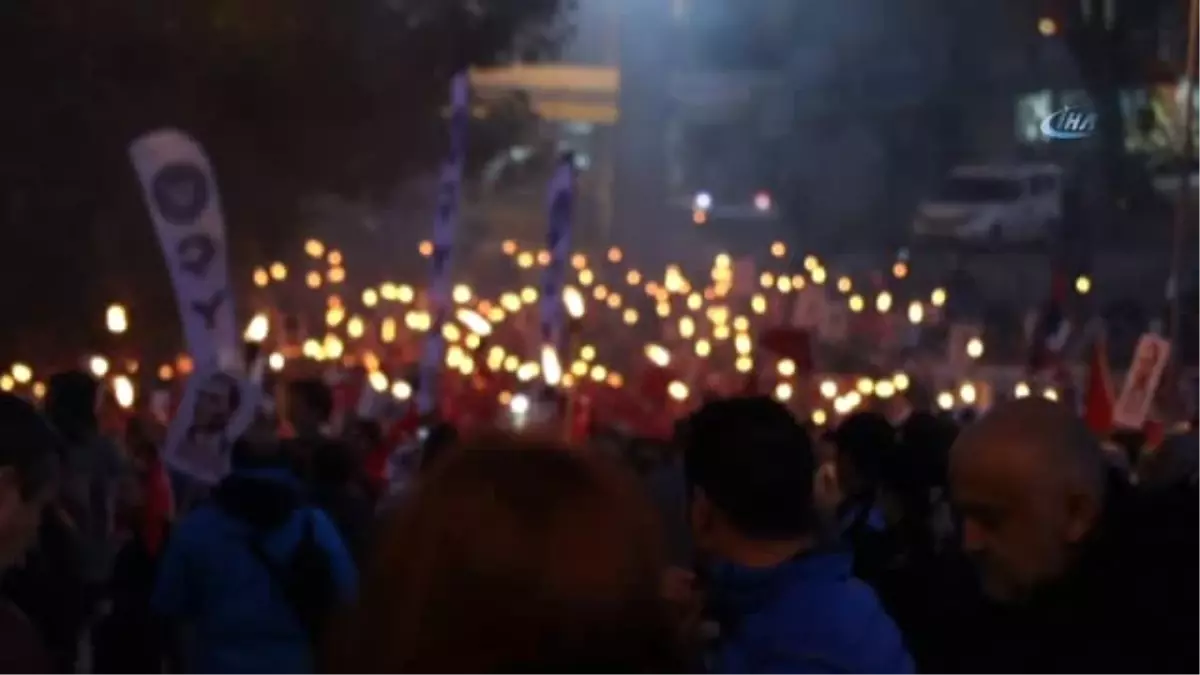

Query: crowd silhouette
[0,371,1196,674]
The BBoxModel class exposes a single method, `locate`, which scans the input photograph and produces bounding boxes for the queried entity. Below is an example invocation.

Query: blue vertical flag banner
[416,72,470,416]
[539,154,578,355]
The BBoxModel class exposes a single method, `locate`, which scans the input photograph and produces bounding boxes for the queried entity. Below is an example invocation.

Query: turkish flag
[1082,332,1115,436]
[567,392,594,443]
[142,457,174,556]
[636,364,676,409]
[758,326,814,372]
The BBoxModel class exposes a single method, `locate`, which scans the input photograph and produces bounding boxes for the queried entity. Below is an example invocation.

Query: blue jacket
[152,467,357,674]
[643,460,693,567]
[707,550,914,674]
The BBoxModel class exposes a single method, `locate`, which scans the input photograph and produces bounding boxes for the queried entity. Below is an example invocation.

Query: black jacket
[1,507,89,673]
[964,480,1199,673]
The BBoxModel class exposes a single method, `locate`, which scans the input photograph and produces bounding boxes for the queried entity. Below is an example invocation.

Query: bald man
[949,398,1198,673]
[950,398,1107,602]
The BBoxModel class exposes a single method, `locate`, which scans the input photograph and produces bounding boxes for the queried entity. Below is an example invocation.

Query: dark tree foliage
[1048,0,1189,211]
[0,0,567,363]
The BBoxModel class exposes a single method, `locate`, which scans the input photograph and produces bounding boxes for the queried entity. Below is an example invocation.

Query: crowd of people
[0,368,1196,673]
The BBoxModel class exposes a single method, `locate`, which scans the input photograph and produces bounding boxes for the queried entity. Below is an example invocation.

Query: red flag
[142,456,174,556]
[382,404,421,449]
[1029,268,1073,372]
[636,364,676,409]
[567,392,593,443]
[1082,331,1115,436]
[758,326,814,373]
[1142,418,1165,450]
[741,364,761,396]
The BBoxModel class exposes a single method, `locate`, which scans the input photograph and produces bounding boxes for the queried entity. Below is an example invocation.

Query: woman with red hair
[328,434,682,673]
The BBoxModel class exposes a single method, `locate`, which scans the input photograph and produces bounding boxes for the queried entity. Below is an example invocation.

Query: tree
[0,0,569,361]
[1048,0,1186,217]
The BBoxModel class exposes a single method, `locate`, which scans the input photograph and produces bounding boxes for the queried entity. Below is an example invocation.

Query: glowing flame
[113,375,135,409]
[563,286,586,319]
[541,345,563,386]
[244,313,270,343]
[11,363,32,385]
[456,308,493,336]
[644,344,671,368]
[368,371,389,393]
[88,356,110,378]
[106,304,128,335]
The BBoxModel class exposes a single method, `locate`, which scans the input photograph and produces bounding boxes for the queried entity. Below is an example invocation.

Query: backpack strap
[244,512,315,627]
[246,529,290,596]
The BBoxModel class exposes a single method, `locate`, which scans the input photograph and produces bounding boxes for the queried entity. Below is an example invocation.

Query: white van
[912,164,1063,242]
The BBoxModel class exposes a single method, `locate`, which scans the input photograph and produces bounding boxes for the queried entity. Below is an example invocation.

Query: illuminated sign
[1039,105,1098,140]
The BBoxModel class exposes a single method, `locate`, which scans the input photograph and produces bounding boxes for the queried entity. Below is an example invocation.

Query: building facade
[469,0,1195,260]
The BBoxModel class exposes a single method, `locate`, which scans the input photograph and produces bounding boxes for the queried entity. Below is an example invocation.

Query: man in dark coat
[0,394,65,673]
[949,398,1198,673]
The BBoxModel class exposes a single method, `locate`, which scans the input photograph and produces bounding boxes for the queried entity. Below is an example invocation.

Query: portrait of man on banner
[165,367,260,485]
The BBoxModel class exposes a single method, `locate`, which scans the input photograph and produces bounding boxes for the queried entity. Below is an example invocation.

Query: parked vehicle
[913,164,1063,242]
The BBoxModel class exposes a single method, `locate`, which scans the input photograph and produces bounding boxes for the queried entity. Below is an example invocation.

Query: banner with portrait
[130,129,257,484]
[1113,333,1172,430]
[161,366,260,485]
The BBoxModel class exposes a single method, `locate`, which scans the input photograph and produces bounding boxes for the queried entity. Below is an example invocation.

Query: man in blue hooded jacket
[152,438,356,673]
[679,397,913,674]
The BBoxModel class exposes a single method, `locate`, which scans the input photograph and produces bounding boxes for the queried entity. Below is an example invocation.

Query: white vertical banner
[539,153,577,354]
[129,128,238,370]
[129,128,258,484]
[1113,333,1172,429]
[416,72,470,416]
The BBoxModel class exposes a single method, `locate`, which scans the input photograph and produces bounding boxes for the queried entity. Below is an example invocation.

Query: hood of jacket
[213,466,303,531]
